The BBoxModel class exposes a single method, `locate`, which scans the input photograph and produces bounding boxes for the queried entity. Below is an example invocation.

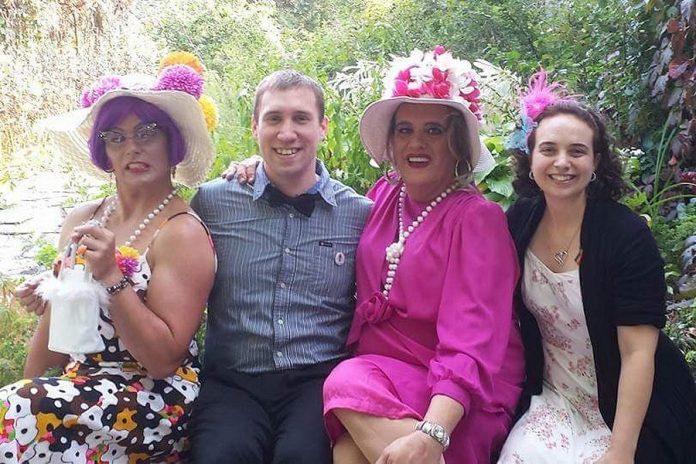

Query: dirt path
[0,173,70,277]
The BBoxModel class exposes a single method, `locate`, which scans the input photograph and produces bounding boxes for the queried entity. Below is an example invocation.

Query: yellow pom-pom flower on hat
[199,94,219,132]
[160,51,205,75]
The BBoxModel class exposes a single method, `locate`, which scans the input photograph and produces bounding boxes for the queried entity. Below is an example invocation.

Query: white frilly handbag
[36,242,108,355]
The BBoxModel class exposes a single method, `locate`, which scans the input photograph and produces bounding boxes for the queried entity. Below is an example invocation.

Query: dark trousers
[190,360,337,464]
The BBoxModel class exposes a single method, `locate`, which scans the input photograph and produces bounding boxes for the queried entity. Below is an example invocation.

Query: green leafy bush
[33,240,59,269]
[665,303,696,378]
[651,203,696,289]
[0,277,37,385]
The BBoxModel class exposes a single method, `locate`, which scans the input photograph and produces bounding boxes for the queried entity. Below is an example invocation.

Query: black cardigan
[507,196,696,464]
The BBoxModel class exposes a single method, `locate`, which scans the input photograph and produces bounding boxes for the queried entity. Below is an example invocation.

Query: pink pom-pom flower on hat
[79,63,205,111]
[382,45,484,121]
[154,64,204,99]
[80,75,122,108]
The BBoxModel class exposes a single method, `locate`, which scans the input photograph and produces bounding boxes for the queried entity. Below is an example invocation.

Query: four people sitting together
[4,47,696,463]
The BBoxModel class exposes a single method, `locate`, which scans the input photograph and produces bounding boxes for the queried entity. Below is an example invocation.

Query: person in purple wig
[88,96,187,171]
[7,65,216,462]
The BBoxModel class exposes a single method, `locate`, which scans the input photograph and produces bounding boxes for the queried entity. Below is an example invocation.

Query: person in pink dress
[321,46,525,464]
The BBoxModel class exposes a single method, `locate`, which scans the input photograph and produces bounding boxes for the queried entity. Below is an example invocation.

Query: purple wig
[88,96,186,172]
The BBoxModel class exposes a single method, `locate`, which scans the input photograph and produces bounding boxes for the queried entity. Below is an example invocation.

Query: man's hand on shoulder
[221,155,262,185]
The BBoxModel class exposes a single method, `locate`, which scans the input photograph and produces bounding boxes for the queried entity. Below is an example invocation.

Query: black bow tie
[264,184,320,217]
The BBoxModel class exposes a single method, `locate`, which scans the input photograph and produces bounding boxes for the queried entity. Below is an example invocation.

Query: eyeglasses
[99,122,161,146]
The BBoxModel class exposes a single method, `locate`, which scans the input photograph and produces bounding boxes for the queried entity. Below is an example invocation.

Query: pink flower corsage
[115,246,140,278]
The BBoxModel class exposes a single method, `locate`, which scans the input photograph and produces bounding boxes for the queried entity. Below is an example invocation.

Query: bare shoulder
[60,199,106,235]
[150,211,213,259]
[64,199,105,224]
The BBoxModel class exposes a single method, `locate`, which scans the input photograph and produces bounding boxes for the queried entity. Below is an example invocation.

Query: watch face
[416,421,449,448]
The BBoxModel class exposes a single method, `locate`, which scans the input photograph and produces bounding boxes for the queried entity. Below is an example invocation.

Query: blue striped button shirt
[191,161,372,373]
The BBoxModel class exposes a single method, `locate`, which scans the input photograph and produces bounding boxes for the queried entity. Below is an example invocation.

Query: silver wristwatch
[415,420,450,450]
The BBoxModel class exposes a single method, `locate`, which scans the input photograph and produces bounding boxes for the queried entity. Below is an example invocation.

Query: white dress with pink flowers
[498,250,612,464]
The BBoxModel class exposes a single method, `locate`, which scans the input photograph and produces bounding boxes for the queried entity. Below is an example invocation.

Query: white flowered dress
[498,250,611,464]
[0,253,200,464]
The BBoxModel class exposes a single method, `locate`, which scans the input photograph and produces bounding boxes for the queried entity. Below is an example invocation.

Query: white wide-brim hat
[40,88,214,187]
[359,96,495,174]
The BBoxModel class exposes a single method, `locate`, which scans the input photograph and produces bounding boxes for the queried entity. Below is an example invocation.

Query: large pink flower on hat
[79,75,122,108]
[383,46,484,121]
[154,65,204,99]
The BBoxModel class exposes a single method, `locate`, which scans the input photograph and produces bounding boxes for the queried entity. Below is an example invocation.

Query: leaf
[606,50,620,61]
[681,0,694,24]
[670,29,687,55]
[658,40,674,69]
[624,191,648,209]
[652,74,670,97]
[668,59,691,80]
[487,177,515,198]
[667,86,683,107]
[484,135,506,154]
[484,191,505,203]
[667,18,683,33]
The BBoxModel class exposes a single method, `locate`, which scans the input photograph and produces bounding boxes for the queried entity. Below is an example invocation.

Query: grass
[0,294,38,386]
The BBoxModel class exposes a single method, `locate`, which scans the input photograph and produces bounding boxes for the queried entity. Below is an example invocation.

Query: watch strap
[105,276,131,295]
[415,420,450,450]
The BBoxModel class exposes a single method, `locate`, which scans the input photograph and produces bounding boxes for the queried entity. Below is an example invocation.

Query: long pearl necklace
[383,181,459,297]
[99,188,177,247]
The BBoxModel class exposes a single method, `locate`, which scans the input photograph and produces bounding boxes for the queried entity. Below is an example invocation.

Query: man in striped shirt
[190,70,372,463]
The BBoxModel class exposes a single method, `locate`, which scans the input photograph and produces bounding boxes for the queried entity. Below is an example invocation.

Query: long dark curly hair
[512,101,627,200]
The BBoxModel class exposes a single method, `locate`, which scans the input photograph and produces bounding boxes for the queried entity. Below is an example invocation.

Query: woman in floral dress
[498,72,696,463]
[2,55,216,463]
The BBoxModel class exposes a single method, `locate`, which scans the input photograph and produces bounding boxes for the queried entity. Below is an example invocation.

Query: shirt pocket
[309,239,358,298]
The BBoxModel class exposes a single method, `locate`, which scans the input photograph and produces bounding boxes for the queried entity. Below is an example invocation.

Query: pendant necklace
[552,224,582,266]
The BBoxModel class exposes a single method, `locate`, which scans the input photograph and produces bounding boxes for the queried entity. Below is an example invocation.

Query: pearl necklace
[99,188,177,247]
[383,181,459,297]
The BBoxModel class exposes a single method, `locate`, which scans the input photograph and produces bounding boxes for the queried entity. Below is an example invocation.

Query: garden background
[1,0,696,385]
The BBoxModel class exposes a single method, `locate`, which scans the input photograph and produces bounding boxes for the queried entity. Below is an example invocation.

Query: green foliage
[624,120,696,219]
[0,278,37,385]
[652,204,696,288]
[204,80,258,179]
[3,0,696,379]
[477,136,516,210]
[644,0,696,167]
[62,176,116,208]
[665,303,696,377]
[148,0,284,181]
[34,240,58,269]
[321,96,380,194]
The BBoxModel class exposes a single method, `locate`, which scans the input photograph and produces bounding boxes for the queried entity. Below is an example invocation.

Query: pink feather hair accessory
[521,69,574,122]
[506,69,577,154]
